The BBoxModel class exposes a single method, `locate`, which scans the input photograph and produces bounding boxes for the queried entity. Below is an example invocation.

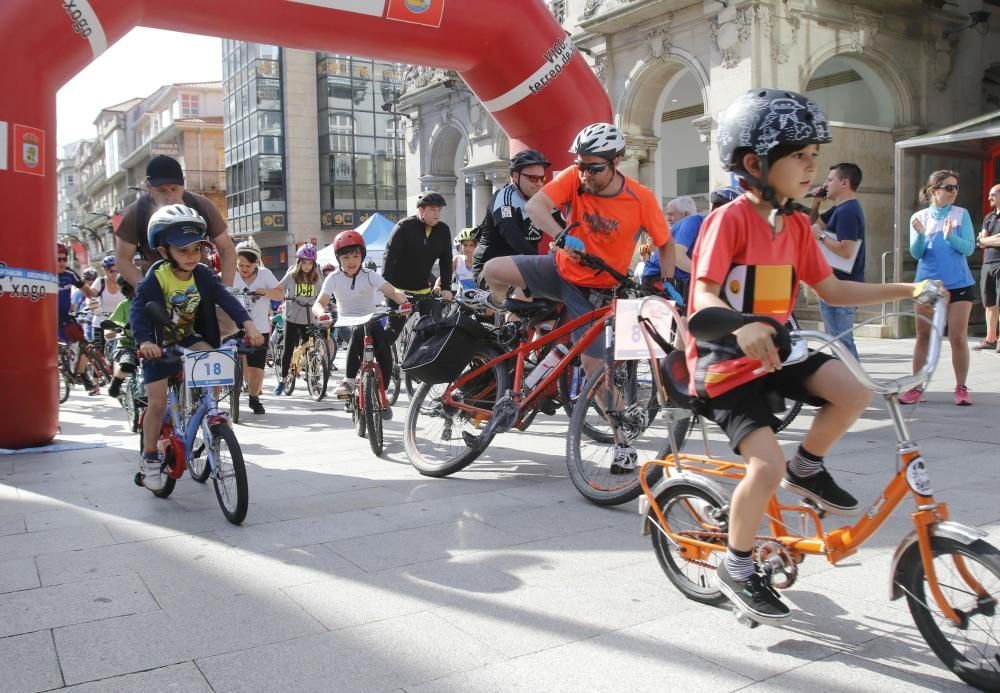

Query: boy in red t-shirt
[691,89,920,623]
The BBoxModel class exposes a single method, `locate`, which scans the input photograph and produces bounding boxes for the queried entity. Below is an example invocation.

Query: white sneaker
[334,379,355,397]
[610,443,637,475]
[141,453,165,491]
[461,288,503,311]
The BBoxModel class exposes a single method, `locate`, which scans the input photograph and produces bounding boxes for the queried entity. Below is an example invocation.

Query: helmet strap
[513,172,529,199]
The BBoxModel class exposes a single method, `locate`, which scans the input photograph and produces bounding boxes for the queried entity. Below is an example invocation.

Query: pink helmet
[296,243,317,261]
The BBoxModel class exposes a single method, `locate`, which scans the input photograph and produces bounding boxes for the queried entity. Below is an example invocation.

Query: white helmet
[569,122,626,159]
[235,236,262,262]
[147,204,207,248]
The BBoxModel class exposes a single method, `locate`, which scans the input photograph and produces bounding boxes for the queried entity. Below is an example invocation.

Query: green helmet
[456,228,476,243]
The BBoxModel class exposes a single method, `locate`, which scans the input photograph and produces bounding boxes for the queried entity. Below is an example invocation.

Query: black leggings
[281,322,309,378]
[346,320,393,385]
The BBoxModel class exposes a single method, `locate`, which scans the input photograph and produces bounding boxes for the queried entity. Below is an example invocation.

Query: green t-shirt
[108,298,135,349]
[154,264,201,343]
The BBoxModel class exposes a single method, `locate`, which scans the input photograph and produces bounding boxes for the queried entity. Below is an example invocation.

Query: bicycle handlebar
[688,281,948,396]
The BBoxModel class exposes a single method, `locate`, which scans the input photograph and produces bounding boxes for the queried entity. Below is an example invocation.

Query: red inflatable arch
[1,0,610,448]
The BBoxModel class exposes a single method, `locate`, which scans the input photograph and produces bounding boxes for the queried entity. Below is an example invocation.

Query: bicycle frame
[441,302,614,424]
[639,293,988,627]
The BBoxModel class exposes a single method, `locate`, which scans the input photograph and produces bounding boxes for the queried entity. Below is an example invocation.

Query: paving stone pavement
[2,336,999,692]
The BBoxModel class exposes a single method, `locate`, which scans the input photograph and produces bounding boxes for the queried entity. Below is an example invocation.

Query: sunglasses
[518,172,545,184]
[935,184,959,193]
[575,161,610,175]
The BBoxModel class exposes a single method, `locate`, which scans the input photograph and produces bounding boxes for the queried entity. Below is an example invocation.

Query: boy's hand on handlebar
[243,325,265,347]
[138,342,162,359]
[735,322,781,372]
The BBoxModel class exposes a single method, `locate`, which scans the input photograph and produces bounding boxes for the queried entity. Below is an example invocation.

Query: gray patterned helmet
[717,88,831,171]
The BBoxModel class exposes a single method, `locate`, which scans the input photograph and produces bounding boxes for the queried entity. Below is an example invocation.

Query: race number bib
[183,348,236,388]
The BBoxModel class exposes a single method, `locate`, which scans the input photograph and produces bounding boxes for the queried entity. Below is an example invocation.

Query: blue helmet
[101,255,116,268]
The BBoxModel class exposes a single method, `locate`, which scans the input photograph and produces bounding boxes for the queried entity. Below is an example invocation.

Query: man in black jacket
[382,190,454,343]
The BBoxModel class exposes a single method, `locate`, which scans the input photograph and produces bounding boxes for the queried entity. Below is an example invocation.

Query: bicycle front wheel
[363,370,384,456]
[650,483,728,605]
[187,423,212,483]
[306,341,330,401]
[208,423,248,525]
[58,370,70,403]
[565,361,670,506]
[228,358,242,425]
[386,345,402,406]
[404,345,508,477]
[900,536,1000,690]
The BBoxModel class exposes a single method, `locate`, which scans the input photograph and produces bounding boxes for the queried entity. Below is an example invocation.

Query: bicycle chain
[675,530,786,570]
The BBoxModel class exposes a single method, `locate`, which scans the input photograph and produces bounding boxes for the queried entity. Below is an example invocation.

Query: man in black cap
[114,155,236,288]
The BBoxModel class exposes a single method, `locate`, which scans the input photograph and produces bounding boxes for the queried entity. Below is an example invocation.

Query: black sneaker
[249,396,265,415]
[716,561,790,622]
[782,467,859,517]
[107,378,123,399]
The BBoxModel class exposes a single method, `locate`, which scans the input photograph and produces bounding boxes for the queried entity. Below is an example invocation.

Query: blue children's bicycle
[136,306,252,524]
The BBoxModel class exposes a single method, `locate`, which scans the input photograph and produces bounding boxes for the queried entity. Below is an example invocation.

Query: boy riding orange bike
[689,89,924,622]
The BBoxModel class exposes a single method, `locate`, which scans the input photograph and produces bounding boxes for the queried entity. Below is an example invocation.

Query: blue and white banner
[0,264,59,301]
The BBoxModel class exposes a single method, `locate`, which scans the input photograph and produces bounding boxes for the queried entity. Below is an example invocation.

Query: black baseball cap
[146,155,184,187]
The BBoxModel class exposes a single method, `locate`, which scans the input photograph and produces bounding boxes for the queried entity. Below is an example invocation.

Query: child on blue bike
[131,204,263,491]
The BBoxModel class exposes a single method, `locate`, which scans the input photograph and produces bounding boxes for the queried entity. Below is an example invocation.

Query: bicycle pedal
[798,497,827,518]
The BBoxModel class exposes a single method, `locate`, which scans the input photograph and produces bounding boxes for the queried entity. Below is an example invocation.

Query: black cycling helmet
[509,149,551,173]
[709,185,743,208]
[416,190,446,208]
[717,88,831,215]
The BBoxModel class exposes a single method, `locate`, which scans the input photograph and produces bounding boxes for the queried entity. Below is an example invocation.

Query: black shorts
[980,264,1000,307]
[700,352,835,453]
[948,284,976,304]
[244,342,267,370]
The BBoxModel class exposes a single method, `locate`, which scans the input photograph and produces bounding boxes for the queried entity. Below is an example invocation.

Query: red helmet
[333,230,366,260]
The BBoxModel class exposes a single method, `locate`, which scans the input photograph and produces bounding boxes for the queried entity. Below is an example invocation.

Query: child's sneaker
[272,381,284,396]
[715,561,790,623]
[381,407,393,421]
[954,385,972,406]
[782,466,860,517]
[334,378,355,398]
[140,451,165,492]
[899,387,926,405]
[249,396,265,414]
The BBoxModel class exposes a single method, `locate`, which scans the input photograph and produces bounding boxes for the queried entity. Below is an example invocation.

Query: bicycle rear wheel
[404,344,508,477]
[900,536,1000,690]
[386,344,402,406]
[363,370,384,456]
[565,360,669,506]
[228,358,242,424]
[208,423,249,525]
[650,483,728,605]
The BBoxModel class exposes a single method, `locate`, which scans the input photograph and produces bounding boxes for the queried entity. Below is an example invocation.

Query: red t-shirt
[685,196,832,399]
[542,167,671,289]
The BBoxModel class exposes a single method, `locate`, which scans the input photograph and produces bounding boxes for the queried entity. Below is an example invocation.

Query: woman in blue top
[902,170,975,406]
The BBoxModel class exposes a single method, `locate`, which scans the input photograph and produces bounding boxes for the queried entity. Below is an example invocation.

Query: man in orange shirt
[479,122,675,378]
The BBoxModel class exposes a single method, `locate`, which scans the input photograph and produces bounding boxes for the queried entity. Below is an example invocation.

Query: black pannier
[401,302,493,384]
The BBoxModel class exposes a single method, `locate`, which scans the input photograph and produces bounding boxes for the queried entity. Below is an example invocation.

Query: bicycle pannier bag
[401,304,491,384]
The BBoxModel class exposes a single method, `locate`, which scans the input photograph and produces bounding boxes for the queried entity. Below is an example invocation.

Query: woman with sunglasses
[902,169,976,405]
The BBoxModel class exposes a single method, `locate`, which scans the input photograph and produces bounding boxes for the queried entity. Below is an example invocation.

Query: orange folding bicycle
[635,283,1000,690]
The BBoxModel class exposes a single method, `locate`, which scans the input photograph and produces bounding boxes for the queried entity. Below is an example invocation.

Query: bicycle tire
[307,340,330,401]
[899,536,1000,690]
[142,429,177,500]
[363,370,384,456]
[405,374,415,397]
[209,422,249,525]
[58,371,70,403]
[284,362,297,395]
[271,336,283,378]
[650,483,729,605]
[325,334,338,371]
[352,391,366,438]
[565,360,669,506]
[229,358,242,425]
[386,345,402,406]
[404,344,508,477]
[187,423,212,483]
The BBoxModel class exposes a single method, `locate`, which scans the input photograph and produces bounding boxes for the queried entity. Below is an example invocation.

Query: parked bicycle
[637,284,1000,690]
[336,304,410,456]
[135,304,252,525]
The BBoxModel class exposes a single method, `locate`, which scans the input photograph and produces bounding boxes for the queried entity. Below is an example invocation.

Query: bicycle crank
[462,391,518,452]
